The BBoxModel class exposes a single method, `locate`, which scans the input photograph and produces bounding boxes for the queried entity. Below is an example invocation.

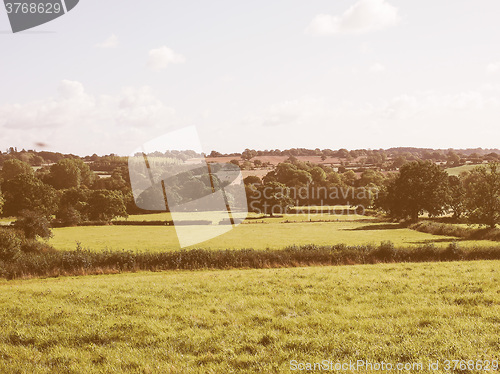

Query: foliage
[0,228,21,260]
[14,210,53,239]
[0,159,33,183]
[377,160,449,222]
[19,238,54,254]
[463,163,500,228]
[2,173,59,216]
[55,188,128,224]
[247,182,294,216]
[2,241,500,280]
[448,175,466,218]
[243,175,262,185]
[87,190,128,221]
[241,148,257,160]
[410,221,500,241]
[57,187,90,217]
[56,206,83,226]
[48,158,96,189]
[264,162,312,186]
[358,169,385,187]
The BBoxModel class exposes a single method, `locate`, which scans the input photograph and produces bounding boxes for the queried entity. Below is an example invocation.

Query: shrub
[370,241,395,261]
[0,229,21,260]
[14,210,53,239]
[440,242,463,261]
[20,239,55,254]
[2,241,500,280]
[56,206,82,227]
[410,221,500,241]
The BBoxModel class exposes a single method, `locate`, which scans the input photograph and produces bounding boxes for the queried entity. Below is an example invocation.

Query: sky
[1,0,500,156]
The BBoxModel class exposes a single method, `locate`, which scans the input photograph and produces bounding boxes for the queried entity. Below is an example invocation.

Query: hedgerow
[1,241,500,280]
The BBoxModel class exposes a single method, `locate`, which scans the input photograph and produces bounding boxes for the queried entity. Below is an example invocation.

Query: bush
[20,239,55,254]
[2,241,500,280]
[370,240,395,261]
[0,229,21,260]
[56,206,82,227]
[410,221,500,241]
[14,210,52,239]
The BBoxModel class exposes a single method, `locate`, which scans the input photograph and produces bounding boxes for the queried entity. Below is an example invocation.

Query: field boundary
[2,242,500,280]
[410,221,500,241]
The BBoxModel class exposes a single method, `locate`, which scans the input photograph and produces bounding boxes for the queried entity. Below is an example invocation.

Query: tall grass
[411,221,500,241]
[2,241,500,280]
[1,262,499,372]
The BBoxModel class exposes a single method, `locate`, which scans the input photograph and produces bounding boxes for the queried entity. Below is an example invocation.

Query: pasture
[49,217,497,252]
[445,164,481,176]
[0,261,498,373]
[113,210,367,223]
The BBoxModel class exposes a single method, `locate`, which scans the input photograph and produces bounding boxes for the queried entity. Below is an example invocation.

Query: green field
[0,217,14,226]
[49,218,497,252]
[445,164,480,176]
[1,261,499,373]
[114,210,367,223]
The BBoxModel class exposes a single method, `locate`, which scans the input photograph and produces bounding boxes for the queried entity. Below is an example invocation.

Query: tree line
[244,157,500,227]
[0,158,130,227]
[376,160,500,227]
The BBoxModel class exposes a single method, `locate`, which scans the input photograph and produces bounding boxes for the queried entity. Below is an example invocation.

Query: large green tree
[448,175,466,219]
[263,163,312,187]
[377,160,449,222]
[2,173,58,217]
[87,190,127,221]
[48,158,96,189]
[247,182,293,217]
[0,159,33,184]
[463,163,500,227]
[14,210,53,239]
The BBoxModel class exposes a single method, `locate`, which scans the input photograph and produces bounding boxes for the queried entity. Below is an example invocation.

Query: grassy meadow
[445,164,480,176]
[112,210,366,223]
[49,216,498,252]
[0,261,498,373]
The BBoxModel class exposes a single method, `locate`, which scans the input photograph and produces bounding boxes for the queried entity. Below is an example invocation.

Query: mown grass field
[49,219,498,252]
[445,164,480,176]
[1,261,498,373]
[113,209,366,223]
[0,217,15,226]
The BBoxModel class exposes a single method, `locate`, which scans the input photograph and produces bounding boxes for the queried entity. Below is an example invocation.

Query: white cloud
[246,90,500,134]
[0,81,177,154]
[369,63,385,73]
[377,94,419,120]
[249,97,328,127]
[95,34,118,48]
[148,46,185,70]
[238,89,500,152]
[487,62,500,73]
[58,80,86,98]
[305,0,400,36]
[375,91,500,120]
[0,80,175,130]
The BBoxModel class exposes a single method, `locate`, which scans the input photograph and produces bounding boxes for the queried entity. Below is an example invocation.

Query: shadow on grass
[352,218,387,223]
[346,223,401,231]
[412,238,470,244]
